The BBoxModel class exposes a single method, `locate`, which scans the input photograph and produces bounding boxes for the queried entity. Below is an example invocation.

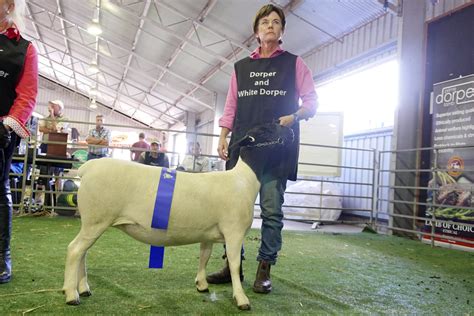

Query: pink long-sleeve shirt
[1,26,38,138]
[219,46,318,130]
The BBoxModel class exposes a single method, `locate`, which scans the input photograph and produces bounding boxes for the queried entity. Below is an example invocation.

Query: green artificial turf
[0,217,472,315]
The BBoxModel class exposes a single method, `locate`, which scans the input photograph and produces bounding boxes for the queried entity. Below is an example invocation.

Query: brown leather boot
[206,259,244,284]
[253,261,272,293]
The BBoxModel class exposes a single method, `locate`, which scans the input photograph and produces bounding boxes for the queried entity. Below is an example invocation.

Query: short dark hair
[253,4,286,44]
[139,132,145,139]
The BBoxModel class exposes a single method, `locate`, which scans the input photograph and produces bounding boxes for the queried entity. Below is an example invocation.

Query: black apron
[227,51,300,181]
[0,34,30,181]
[0,34,30,117]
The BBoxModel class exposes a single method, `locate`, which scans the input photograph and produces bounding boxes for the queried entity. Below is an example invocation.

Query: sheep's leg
[226,238,250,310]
[195,242,213,292]
[77,255,91,297]
[63,223,108,305]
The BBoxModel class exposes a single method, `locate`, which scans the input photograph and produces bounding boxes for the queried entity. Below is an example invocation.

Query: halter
[243,136,284,148]
[228,125,294,151]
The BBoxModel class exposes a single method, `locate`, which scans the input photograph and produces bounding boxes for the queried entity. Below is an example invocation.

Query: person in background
[86,114,110,160]
[36,99,68,206]
[138,141,169,167]
[206,4,317,294]
[130,132,150,162]
[70,127,80,143]
[0,0,38,284]
[38,99,68,154]
[178,141,210,172]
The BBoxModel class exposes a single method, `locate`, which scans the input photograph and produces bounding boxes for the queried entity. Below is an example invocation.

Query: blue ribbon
[149,245,165,269]
[149,168,177,269]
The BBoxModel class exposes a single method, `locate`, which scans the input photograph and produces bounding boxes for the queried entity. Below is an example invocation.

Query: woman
[178,141,210,172]
[0,0,38,284]
[206,4,317,294]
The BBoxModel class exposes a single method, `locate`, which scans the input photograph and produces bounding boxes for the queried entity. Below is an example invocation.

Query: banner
[423,75,474,251]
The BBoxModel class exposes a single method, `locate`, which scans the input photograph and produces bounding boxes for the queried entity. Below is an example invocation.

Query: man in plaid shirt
[86,114,111,160]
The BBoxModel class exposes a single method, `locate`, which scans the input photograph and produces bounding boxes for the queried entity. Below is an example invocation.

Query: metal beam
[113,0,152,119]
[155,0,251,54]
[27,0,216,101]
[270,0,342,43]
[110,1,233,65]
[24,5,215,112]
[25,3,60,83]
[29,36,184,126]
[157,0,305,122]
[142,0,218,121]
[56,0,79,90]
[40,75,167,130]
[377,0,403,16]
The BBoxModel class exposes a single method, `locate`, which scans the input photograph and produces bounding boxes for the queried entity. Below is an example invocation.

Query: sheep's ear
[229,134,255,151]
[238,135,255,146]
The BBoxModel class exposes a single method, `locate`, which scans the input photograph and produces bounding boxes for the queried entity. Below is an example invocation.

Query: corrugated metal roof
[24,0,397,129]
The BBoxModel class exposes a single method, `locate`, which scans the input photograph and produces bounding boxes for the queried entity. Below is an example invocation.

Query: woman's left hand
[279,114,296,127]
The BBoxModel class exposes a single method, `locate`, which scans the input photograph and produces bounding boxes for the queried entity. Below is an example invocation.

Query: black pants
[87,153,106,160]
[0,133,18,260]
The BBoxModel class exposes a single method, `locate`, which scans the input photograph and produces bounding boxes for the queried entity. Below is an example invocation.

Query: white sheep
[62,123,294,310]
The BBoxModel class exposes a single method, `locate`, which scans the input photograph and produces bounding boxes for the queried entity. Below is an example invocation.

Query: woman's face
[0,0,13,26]
[255,11,283,45]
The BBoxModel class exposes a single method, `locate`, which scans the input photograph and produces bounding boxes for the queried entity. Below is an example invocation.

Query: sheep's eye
[277,138,283,144]
[248,136,255,143]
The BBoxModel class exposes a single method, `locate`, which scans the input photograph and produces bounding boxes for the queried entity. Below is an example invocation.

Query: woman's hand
[217,137,229,160]
[279,114,296,127]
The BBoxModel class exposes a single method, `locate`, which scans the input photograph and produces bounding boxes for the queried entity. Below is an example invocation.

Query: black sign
[424,75,474,250]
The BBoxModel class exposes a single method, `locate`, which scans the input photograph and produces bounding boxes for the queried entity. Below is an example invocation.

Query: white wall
[196,108,217,157]
[305,0,472,83]
[304,13,398,83]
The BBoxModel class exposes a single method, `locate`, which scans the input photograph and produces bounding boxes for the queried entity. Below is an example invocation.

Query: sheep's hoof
[66,299,80,306]
[79,290,92,297]
[238,304,251,311]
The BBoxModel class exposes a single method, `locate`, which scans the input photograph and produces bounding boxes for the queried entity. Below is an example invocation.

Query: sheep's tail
[78,159,99,178]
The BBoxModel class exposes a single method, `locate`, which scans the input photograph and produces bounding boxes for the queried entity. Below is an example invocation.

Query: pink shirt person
[130,132,150,162]
[219,46,318,130]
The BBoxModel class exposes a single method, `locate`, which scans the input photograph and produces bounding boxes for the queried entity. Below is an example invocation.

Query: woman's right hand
[217,137,229,160]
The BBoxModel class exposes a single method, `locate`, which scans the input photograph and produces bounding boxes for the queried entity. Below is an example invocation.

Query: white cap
[49,100,64,109]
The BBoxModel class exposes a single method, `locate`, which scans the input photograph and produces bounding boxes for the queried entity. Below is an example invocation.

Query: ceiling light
[87,21,102,36]
[90,86,98,97]
[88,61,100,74]
[88,5,102,36]
[89,99,97,109]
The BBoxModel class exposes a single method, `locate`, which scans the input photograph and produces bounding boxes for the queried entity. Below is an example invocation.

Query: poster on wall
[423,74,474,251]
[298,112,344,177]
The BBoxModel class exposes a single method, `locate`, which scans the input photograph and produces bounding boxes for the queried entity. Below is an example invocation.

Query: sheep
[62,122,294,310]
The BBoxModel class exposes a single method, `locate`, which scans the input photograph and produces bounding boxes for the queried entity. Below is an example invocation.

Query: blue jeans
[257,173,287,265]
[87,153,106,160]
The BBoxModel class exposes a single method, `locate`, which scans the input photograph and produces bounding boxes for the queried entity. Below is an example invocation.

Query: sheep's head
[236,122,294,149]
[233,123,295,180]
